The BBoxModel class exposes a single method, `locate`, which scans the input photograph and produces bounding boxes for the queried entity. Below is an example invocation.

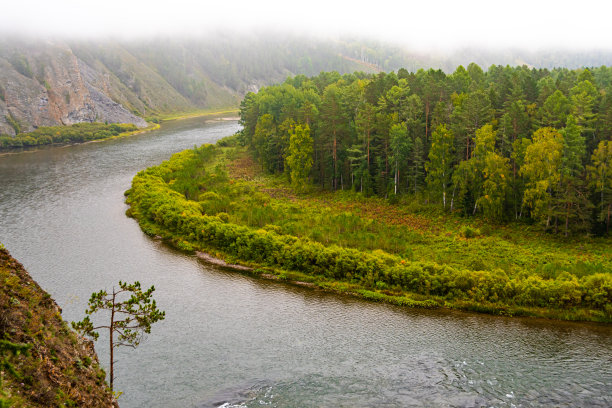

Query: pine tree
[72,281,165,391]
[389,122,412,195]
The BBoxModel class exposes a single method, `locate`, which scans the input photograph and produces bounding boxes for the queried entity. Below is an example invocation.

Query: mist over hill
[1,31,611,135]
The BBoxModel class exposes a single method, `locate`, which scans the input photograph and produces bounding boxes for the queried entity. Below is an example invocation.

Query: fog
[2,0,612,52]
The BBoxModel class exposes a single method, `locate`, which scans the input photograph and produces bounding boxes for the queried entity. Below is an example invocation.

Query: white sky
[2,0,612,51]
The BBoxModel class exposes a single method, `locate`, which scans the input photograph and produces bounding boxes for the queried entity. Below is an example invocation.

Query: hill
[2,32,612,136]
[0,33,370,135]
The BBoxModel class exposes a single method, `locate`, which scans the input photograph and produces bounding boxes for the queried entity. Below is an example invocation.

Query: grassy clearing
[125,144,612,322]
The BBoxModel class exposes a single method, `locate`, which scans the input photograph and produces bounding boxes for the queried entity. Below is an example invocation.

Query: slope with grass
[125,143,612,322]
[0,246,114,407]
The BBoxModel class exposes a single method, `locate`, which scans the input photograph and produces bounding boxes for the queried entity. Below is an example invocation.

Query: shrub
[460,225,480,238]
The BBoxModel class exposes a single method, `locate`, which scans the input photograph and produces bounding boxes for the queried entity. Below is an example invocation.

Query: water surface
[0,118,610,408]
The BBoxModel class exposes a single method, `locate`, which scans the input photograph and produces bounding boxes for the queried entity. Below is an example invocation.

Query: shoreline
[0,123,161,156]
[174,240,611,326]
[146,222,607,324]
[0,107,240,156]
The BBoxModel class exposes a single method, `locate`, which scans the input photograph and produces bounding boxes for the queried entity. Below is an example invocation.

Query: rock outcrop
[0,40,146,136]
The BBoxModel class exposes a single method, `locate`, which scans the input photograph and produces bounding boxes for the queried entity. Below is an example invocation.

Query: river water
[0,117,610,408]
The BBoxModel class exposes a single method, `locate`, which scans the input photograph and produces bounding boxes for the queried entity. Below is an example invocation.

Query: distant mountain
[1,32,611,136]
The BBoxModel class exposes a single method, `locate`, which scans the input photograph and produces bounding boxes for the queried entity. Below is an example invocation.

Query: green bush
[460,225,480,238]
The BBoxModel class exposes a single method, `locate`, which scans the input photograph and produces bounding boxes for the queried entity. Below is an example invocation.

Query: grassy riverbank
[145,107,239,123]
[0,122,160,152]
[125,143,612,322]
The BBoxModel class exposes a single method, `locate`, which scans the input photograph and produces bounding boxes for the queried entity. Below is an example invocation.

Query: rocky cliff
[0,247,116,407]
[0,40,147,136]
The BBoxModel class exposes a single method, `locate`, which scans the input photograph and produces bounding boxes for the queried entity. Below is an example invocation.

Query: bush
[460,225,480,238]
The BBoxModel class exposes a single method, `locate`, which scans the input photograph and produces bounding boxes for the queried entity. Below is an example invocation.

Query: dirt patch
[226,153,261,180]
[195,251,253,271]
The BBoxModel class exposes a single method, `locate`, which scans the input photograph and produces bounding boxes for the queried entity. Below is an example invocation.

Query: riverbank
[0,122,160,154]
[0,107,240,154]
[125,143,612,322]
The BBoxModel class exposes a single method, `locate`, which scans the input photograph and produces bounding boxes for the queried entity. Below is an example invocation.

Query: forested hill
[2,32,612,136]
[239,65,612,236]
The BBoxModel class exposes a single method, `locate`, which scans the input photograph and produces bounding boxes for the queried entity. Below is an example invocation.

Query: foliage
[72,281,165,391]
[240,65,612,235]
[285,124,314,190]
[0,122,138,151]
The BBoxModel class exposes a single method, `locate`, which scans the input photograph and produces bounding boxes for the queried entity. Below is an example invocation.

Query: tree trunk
[367,131,370,171]
[395,160,398,195]
[442,170,446,208]
[425,101,430,142]
[564,202,570,237]
[110,290,116,391]
[333,136,337,190]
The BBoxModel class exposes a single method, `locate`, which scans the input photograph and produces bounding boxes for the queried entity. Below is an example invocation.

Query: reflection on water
[0,118,610,408]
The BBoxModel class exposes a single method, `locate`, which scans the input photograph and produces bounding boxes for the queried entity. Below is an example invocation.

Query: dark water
[0,118,610,408]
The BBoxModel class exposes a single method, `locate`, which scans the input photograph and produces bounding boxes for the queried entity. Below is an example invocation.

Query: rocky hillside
[0,40,147,136]
[0,247,115,407]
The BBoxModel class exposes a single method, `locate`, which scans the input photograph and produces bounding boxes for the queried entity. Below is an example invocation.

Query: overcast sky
[2,0,611,51]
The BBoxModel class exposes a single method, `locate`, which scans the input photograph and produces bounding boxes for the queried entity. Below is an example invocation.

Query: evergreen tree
[389,122,412,195]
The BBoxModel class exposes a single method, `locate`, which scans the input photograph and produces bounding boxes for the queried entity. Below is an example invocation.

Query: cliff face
[0,40,147,136]
[0,247,115,407]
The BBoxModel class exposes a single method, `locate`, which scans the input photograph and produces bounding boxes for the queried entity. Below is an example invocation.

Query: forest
[238,65,612,236]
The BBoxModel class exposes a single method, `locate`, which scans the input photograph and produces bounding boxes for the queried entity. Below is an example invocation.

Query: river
[0,117,610,408]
